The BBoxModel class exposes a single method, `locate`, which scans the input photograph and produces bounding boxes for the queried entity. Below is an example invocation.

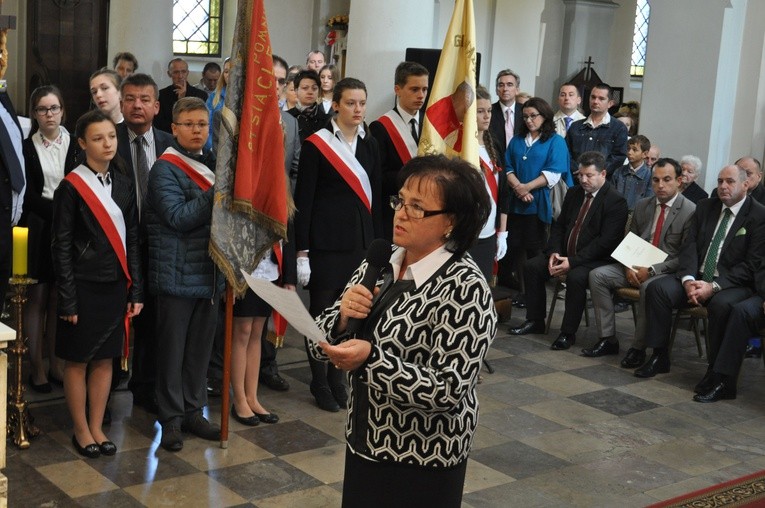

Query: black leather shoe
[694,369,715,394]
[206,378,223,397]
[230,406,259,427]
[509,320,545,335]
[72,435,100,458]
[511,294,527,309]
[330,384,348,409]
[181,412,221,440]
[620,348,646,369]
[581,338,619,357]
[160,424,183,452]
[550,333,576,350]
[693,382,737,403]
[261,373,290,391]
[28,374,52,394]
[745,344,762,358]
[634,353,670,378]
[255,412,280,424]
[99,441,117,456]
[311,385,340,412]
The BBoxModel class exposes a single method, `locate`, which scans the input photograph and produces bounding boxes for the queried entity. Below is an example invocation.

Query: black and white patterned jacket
[312,250,496,469]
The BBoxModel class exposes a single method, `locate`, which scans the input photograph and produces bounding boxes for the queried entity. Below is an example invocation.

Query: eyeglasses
[277,78,286,86]
[34,105,62,116]
[174,122,209,130]
[522,113,541,121]
[389,195,449,220]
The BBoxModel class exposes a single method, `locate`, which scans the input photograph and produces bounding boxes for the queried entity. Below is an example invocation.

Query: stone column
[344,0,435,119]
[639,0,755,188]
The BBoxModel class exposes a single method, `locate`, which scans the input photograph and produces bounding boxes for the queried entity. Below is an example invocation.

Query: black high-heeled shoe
[72,435,100,458]
[230,406,259,426]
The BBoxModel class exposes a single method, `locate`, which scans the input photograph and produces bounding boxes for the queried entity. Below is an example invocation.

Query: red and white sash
[306,129,372,213]
[158,146,215,191]
[377,110,418,165]
[65,165,132,366]
[479,151,499,206]
[66,166,129,280]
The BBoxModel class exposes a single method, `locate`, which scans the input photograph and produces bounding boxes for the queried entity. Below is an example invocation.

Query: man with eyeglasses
[154,58,208,133]
[488,69,523,152]
[115,73,174,415]
[144,97,223,451]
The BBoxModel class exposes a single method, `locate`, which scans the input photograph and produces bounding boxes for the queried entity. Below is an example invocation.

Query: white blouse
[32,127,70,200]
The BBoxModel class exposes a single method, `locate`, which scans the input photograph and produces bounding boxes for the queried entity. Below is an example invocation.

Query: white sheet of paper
[241,270,325,343]
[611,232,669,271]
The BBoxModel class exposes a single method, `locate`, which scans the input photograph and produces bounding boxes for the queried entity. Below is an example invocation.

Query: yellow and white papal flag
[417,0,478,168]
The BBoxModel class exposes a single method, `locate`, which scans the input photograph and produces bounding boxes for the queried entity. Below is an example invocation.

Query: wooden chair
[545,275,590,334]
[668,306,707,358]
[615,286,640,326]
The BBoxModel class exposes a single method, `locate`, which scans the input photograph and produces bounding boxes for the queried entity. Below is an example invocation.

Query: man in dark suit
[154,58,208,133]
[0,85,25,305]
[584,159,696,362]
[369,61,429,240]
[510,151,628,350]
[694,265,765,402]
[635,164,765,378]
[116,73,174,412]
[488,69,523,153]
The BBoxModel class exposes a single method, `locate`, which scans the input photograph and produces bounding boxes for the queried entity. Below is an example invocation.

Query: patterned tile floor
[6,296,765,507]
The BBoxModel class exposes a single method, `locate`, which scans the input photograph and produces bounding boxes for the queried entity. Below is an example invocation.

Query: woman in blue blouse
[505,97,572,297]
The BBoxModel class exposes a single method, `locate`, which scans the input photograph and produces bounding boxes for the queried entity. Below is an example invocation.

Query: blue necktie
[564,116,573,131]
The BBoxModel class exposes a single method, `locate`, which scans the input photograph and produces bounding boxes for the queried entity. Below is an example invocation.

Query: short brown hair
[172,97,208,122]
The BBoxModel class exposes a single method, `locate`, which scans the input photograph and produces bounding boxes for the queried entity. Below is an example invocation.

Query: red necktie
[651,203,667,247]
[567,193,593,256]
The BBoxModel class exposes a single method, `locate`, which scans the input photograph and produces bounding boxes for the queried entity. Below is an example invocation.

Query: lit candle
[12,226,28,277]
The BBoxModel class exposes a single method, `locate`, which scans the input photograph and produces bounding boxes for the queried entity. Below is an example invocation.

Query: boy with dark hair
[612,134,654,210]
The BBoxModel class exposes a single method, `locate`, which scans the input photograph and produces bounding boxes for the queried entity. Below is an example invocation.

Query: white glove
[496,231,508,260]
[297,257,311,286]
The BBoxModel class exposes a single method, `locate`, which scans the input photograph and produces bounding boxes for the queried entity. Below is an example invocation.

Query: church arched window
[630,0,650,77]
[173,0,223,56]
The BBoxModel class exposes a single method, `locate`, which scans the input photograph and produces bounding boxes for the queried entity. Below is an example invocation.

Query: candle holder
[7,276,40,449]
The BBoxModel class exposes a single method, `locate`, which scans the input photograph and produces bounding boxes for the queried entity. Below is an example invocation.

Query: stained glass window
[173,0,222,56]
[630,0,650,77]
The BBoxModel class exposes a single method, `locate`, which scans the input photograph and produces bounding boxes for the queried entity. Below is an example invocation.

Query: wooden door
[26,0,110,131]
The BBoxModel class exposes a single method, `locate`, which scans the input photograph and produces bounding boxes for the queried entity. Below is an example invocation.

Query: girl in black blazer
[21,85,82,393]
[294,77,382,412]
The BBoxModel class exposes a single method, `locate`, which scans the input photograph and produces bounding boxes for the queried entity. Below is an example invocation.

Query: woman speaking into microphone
[314,155,497,508]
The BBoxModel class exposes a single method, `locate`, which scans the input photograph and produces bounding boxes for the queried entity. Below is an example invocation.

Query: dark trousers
[644,276,752,356]
[524,254,595,335]
[342,447,467,508]
[155,294,220,424]
[128,249,156,399]
[307,288,344,389]
[713,294,763,377]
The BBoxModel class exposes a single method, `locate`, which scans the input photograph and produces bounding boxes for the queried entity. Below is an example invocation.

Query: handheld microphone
[346,239,392,337]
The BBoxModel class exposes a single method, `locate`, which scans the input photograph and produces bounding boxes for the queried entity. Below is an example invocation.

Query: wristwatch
[711,281,722,293]
[647,266,656,277]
